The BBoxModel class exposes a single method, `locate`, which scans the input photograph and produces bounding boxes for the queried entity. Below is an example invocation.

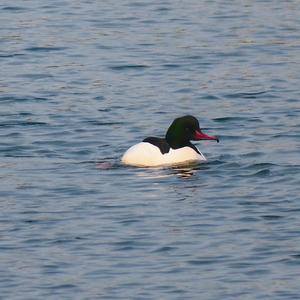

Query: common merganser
[121,115,219,167]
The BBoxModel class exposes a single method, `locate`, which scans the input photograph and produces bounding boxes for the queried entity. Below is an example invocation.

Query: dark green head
[165,115,219,149]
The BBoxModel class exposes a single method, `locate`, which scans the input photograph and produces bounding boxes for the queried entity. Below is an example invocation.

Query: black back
[143,137,170,154]
[143,137,200,155]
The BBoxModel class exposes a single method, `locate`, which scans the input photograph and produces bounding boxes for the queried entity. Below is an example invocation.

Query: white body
[121,142,206,167]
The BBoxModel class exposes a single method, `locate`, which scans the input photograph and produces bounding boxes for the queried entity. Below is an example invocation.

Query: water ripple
[25,46,68,52]
[109,64,150,71]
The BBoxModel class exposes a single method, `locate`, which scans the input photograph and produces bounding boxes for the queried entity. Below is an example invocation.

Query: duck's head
[165,115,219,149]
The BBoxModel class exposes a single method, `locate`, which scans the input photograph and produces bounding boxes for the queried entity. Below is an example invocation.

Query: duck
[121,115,219,167]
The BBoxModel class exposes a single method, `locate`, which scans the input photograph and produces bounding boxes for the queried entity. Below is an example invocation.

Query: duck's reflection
[173,167,196,178]
[171,163,202,178]
[121,161,207,179]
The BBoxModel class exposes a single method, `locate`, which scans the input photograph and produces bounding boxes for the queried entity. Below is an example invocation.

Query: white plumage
[121,142,206,167]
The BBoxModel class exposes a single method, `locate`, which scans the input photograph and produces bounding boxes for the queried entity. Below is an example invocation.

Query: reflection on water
[124,162,205,179]
[172,163,202,178]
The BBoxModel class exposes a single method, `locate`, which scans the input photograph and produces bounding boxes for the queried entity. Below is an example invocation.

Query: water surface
[1,0,300,299]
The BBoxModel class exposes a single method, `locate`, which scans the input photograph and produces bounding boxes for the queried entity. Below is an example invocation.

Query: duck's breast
[164,147,206,166]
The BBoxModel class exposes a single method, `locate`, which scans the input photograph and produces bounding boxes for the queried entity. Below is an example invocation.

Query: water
[1,0,300,299]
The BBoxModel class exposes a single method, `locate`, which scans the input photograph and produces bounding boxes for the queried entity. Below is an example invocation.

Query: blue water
[1,1,300,299]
